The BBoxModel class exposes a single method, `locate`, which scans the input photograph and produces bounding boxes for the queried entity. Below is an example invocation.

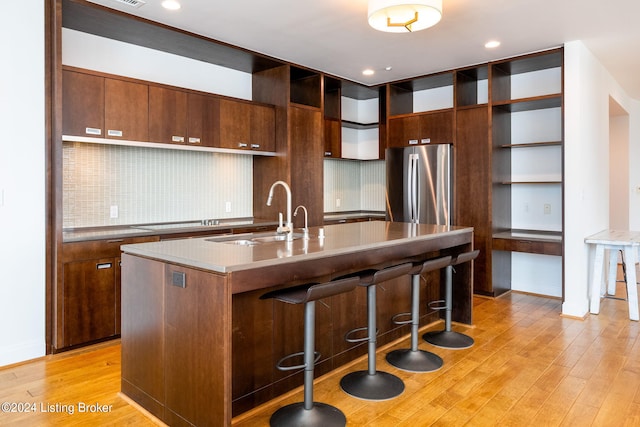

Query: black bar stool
[339,262,412,401]
[260,276,360,427]
[423,250,479,349]
[386,256,451,372]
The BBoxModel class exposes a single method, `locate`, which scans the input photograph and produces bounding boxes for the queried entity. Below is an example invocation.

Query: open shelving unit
[490,48,564,297]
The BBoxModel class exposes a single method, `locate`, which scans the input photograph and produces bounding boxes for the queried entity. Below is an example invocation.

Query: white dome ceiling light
[368,0,443,33]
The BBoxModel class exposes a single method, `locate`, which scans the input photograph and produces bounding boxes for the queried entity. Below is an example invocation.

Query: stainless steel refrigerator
[385,144,452,225]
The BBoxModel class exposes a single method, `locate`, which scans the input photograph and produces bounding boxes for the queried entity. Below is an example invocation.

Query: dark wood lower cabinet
[62,258,117,347]
[57,236,159,351]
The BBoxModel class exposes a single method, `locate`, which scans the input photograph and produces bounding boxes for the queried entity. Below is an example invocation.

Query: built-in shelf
[500,180,562,185]
[492,229,562,256]
[493,94,561,112]
[501,141,562,148]
[341,120,379,130]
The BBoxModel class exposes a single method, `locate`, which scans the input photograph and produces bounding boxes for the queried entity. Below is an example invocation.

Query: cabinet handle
[188,137,201,144]
[172,135,185,143]
[250,144,260,149]
[85,127,102,136]
[325,152,332,156]
[408,139,419,145]
[238,142,248,148]
[106,239,124,243]
[96,262,113,270]
[420,138,431,144]
[107,129,123,137]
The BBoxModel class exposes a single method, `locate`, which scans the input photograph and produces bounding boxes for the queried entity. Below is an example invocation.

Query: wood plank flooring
[1,289,639,426]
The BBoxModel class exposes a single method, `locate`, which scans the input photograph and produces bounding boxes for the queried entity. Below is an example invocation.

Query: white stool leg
[607,249,618,296]
[624,246,639,321]
[590,244,605,315]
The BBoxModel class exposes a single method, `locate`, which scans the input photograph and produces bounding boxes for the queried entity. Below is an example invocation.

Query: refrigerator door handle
[409,153,419,223]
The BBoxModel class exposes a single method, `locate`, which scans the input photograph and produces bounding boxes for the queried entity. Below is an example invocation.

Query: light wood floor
[1,289,639,426]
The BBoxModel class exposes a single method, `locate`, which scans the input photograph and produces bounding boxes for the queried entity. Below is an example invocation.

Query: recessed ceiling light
[362,69,375,76]
[485,40,501,49]
[385,66,393,71]
[161,0,181,10]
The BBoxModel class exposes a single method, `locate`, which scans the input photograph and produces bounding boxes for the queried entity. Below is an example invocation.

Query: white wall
[562,41,640,318]
[0,1,46,366]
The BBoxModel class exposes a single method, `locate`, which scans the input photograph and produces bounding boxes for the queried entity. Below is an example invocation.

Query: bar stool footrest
[276,351,321,371]
[428,299,446,311]
[344,326,376,343]
[391,312,412,326]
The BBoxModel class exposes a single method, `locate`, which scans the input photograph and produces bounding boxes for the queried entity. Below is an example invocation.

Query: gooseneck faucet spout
[266,181,293,241]
[294,205,309,240]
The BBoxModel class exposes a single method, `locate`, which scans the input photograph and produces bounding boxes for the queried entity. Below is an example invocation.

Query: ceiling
[83,0,640,99]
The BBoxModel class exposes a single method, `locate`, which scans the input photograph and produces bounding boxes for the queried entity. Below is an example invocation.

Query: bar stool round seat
[386,256,451,372]
[423,250,480,350]
[338,263,412,401]
[260,276,360,427]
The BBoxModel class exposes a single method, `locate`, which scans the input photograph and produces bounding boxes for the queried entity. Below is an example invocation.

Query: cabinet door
[62,70,104,137]
[323,118,341,158]
[455,106,494,295]
[148,86,187,144]
[63,258,117,347]
[387,115,420,147]
[418,110,453,144]
[219,98,251,150]
[104,78,149,141]
[250,104,275,152]
[187,93,219,147]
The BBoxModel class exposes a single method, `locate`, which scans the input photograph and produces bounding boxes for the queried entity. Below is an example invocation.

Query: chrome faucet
[266,180,293,241]
[294,205,309,240]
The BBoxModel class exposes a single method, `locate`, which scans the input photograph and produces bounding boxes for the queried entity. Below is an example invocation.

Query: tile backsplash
[63,142,253,228]
[63,142,386,228]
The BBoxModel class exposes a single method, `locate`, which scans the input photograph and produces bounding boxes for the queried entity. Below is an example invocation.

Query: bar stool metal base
[340,370,404,401]
[423,330,474,349]
[386,348,443,373]
[269,402,346,427]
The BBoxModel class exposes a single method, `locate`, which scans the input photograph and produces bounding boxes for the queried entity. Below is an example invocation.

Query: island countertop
[121,221,474,275]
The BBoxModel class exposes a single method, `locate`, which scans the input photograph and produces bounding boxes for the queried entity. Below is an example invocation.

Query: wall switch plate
[110,205,118,218]
[336,198,341,208]
[544,203,551,215]
[225,201,232,213]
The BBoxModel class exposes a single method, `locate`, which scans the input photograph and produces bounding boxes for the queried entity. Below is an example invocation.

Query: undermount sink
[206,232,305,245]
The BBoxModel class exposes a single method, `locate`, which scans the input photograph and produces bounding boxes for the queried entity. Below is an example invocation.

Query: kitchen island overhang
[120,221,474,425]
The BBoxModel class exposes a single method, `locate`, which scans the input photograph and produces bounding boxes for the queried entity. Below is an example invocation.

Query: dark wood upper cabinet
[63,69,149,142]
[219,98,275,152]
[104,78,149,142]
[387,110,453,147]
[62,70,104,137]
[148,87,219,146]
[148,86,188,144]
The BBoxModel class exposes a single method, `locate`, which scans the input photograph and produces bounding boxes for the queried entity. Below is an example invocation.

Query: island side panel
[121,253,166,420]
[163,264,231,427]
[121,254,232,426]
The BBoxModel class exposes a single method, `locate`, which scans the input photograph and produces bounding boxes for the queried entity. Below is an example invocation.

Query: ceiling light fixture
[362,69,375,76]
[485,40,501,49]
[161,0,181,11]
[368,0,442,33]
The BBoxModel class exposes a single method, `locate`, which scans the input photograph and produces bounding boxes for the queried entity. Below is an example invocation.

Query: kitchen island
[120,221,474,426]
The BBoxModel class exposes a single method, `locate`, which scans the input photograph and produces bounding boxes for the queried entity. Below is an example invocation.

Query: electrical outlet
[544,203,551,215]
[336,198,341,208]
[110,205,119,218]
[225,201,232,213]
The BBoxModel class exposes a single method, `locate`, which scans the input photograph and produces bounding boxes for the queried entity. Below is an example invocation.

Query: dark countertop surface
[62,211,386,242]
